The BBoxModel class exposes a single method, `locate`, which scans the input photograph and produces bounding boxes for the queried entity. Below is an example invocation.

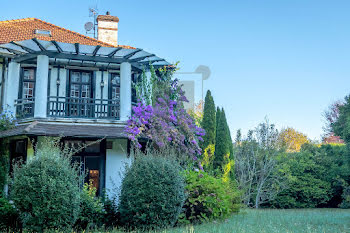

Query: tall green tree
[222,109,234,158]
[201,90,216,150]
[332,94,350,144]
[214,108,230,169]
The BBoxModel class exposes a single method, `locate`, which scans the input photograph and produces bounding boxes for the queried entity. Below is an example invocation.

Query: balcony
[15,97,120,120]
[15,98,35,119]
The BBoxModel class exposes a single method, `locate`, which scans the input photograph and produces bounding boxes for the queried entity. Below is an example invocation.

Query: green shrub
[0,140,9,197]
[74,182,105,230]
[179,170,240,224]
[119,155,186,231]
[0,197,20,232]
[340,185,350,209]
[102,195,120,228]
[11,138,81,232]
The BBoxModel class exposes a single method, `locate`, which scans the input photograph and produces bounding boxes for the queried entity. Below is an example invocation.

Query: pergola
[0,39,171,70]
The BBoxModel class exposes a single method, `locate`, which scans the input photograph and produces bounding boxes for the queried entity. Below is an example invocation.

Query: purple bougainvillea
[125,67,205,158]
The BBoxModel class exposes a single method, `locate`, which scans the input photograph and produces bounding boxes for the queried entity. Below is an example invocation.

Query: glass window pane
[70,84,80,97]
[23,82,34,99]
[81,72,91,83]
[111,74,120,85]
[81,85,90,98]
[71,72,80,82]
[23,69,35,80]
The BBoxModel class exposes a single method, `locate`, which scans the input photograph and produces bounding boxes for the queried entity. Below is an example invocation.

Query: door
[65,139,105,196]
[68,71,93,117]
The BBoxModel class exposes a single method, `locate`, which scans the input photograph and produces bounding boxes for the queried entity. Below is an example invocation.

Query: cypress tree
[200,90,216,150]
[214,108,234,170]
[216,107,221,136]
[222,109,234,158]
[214,108,229,169]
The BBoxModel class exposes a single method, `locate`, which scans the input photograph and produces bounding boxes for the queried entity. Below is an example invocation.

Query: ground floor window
[9,139,27,173]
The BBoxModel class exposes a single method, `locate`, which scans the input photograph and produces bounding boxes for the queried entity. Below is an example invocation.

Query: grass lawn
[106,209,350,233]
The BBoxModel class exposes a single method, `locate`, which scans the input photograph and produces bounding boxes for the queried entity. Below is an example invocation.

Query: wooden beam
[92,45,101,56]
[32,38,46,51]
[10,41,35,53]
[74,43,79,54]
[129,54,155,62]
[108,47,123,57]
[51,41,63,53]
[124,48,142,59]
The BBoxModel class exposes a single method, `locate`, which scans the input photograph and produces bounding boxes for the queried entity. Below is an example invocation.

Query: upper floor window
[70,71,92,99]
[109,73,120,101]
[21,68,35,100]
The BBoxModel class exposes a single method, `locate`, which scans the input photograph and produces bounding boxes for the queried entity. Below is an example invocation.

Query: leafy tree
[332,94,350,144]
[234,119,287,208]
[323,100,343,137]
[268,143,350,208]
[200,91,216,150]
[278,127,310,152]
[270,148,330,208]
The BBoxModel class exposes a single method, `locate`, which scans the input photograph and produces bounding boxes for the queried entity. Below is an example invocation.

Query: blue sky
[2,0,350,140]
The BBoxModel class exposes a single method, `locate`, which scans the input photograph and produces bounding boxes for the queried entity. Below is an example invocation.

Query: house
[0,13,170,196]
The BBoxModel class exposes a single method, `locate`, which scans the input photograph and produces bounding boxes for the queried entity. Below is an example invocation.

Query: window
[10,139,27,172]
[109,73,120,118]
[34,29,52,37]
[109,73,120,101]
[18,68,36,117]
[131,73,140,104]
[68,70,93,117]
[22,68,35,100]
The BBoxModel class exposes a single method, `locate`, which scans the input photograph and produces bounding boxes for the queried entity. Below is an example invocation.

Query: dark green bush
[102,195,120,228]
[11,138,81,232]
[268,144,350,208]
[119,155,186,231]
[0,140,9,197]
[340,185,350,209]
[0,197,20,232]
[74,183,105,230]
[178,170,240,224]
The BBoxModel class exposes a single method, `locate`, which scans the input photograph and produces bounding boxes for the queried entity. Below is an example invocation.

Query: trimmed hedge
[11,139,81,232]
[119,155,186,231]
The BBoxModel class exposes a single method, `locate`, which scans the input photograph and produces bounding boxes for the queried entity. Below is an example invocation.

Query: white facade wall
[95,70,109,99]
[105,138,131,200]
[49,67,67,97]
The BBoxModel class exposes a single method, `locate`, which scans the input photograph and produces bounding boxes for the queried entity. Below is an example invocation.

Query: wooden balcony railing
[15,97,35,119]
[47,96,120,120]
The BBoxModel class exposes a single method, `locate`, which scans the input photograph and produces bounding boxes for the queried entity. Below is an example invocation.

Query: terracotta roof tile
[0,18,134,49]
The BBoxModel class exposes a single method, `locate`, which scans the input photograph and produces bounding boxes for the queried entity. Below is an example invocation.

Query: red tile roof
[0,18,133,49]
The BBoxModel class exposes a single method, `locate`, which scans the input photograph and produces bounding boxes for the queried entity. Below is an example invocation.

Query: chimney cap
[97,13,119,22]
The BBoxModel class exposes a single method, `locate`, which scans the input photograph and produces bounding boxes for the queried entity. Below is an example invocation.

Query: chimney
[97,11,119,46]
